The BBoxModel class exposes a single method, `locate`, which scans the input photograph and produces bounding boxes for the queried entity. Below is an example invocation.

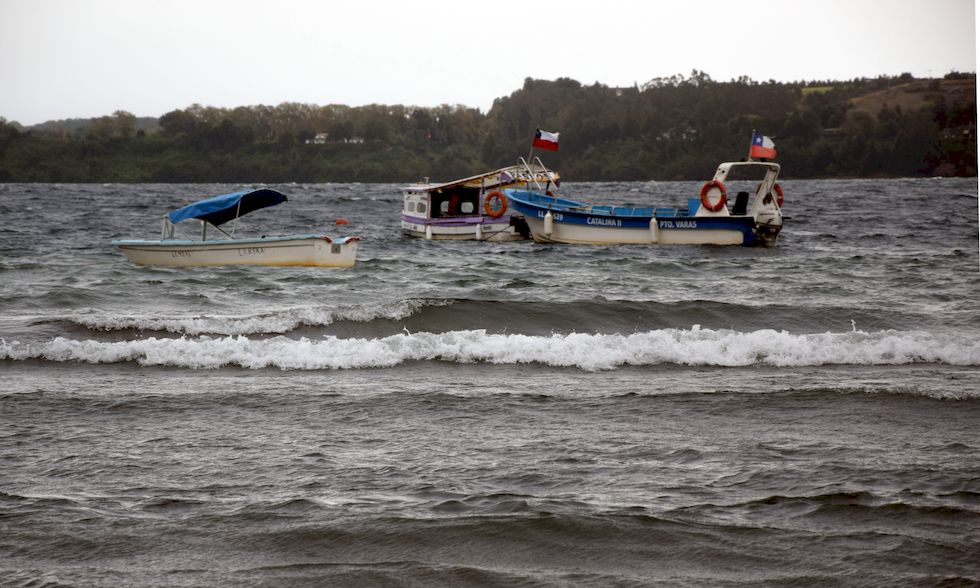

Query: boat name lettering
[587,217,622,227]
[171,250,191,258]
[239,247,265,256]
[659,220,698,229]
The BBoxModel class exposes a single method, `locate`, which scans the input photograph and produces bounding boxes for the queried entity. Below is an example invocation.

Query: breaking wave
[66,299,449,336]
[57,298,955,338]
[3,327,978,371]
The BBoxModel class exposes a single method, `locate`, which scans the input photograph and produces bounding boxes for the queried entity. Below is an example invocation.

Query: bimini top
[167,188,287,226]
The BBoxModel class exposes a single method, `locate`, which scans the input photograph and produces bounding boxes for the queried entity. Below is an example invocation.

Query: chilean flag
[533,129,559,151]
[750,132,777,159]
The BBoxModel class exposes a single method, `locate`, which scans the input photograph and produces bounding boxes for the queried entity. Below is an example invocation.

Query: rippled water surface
[1,178,979,586]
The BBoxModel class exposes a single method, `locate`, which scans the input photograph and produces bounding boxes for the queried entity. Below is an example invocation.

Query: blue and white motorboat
[506,161,784,247]
[112,188,359,267]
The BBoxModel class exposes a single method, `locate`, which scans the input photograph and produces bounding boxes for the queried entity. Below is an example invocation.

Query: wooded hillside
[0,72,975,182]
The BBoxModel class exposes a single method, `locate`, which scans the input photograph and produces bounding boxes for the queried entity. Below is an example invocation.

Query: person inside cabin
[448,193,460,216]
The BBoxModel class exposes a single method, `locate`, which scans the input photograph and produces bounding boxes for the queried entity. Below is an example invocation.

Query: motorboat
[400,158,559,241]
[506,160,784,247]
[112,188,358,267]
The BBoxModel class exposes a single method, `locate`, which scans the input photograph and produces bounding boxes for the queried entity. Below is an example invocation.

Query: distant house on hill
[306,132,364,145]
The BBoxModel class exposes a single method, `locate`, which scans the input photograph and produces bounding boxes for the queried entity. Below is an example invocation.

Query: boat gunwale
[507,190,679,220]
[111,234,359,247]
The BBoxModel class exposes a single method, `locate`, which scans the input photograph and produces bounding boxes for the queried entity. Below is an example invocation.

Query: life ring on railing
[757,182,785,207]
[484,191,508,218]
[700,180,727,212]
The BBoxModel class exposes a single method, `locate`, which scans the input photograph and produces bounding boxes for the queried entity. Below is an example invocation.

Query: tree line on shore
[0,71,975,183]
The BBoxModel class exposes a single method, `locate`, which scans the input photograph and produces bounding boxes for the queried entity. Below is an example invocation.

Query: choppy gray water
[1,178,979,586]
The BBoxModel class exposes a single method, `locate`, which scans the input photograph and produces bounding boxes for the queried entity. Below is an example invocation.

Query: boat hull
[400,215,527,242]
[509,196,778,246]
[112,235,358,268]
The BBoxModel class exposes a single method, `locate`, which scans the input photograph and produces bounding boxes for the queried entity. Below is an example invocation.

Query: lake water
[1,178,979,586]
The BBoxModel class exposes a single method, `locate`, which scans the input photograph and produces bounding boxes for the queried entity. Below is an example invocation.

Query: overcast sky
[1,0,976,125]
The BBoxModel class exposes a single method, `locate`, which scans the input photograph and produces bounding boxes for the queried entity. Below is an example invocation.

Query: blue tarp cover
[167,189,287,226]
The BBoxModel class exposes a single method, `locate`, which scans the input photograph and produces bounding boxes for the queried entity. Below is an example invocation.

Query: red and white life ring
[484,191,508,218]
[700,180,727,212]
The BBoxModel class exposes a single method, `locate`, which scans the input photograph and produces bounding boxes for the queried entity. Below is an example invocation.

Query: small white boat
[506,160,784,247]
[400,158,559,241]
[112,188,359,268]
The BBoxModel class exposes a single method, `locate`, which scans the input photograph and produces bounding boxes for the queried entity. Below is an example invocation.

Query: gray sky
[1,0,976,125]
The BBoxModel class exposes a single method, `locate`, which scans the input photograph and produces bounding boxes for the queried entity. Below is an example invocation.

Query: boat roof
[167,188,287,226]
[403,164,555,193]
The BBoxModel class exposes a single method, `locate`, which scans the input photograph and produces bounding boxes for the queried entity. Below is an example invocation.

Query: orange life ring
[700,180,727,212]
[484,191,508,218]
[757,182,784,207]
[773,183,784,207]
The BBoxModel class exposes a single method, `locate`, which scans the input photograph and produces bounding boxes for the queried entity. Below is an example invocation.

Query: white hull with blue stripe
[506,161,784,247]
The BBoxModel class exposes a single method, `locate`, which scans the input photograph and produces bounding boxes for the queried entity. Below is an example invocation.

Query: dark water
[1,178,979,586]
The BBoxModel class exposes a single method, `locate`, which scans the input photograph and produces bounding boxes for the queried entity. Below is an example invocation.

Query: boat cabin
[403,184,482,220]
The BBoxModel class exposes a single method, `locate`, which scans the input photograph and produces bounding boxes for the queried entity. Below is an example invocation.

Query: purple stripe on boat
[400,214,513,227]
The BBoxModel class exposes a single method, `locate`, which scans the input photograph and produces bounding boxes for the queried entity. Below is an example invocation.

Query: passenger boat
[506,160,784,247]
[400,158,559,241]
[112,188,359,267]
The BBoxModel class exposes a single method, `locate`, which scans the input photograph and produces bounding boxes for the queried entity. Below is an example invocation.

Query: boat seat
[732,191,749,215]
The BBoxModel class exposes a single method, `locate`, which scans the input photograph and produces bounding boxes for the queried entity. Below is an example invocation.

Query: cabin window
[417,202,427,213]
[431,187,480,217]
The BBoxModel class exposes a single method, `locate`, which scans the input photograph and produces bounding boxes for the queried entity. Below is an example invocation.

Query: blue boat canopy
[167,189,287,226]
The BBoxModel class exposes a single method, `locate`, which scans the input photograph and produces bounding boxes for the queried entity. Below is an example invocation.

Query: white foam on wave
[68,299,447,336]
[2,327,979,370]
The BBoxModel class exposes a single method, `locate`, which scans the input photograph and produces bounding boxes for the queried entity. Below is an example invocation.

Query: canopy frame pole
[231,200,242,238]
[161,214,175,239]
[517,157,546,192]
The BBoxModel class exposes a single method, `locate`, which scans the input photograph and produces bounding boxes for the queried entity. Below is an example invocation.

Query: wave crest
[3,327,978,371]
[68,299,448,335]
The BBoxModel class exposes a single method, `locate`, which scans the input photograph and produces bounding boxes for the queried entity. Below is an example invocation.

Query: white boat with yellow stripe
[112,188,359,268]
[400,158,559,241]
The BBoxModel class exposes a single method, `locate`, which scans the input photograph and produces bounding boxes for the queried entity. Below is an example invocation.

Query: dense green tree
[1,74,975,182]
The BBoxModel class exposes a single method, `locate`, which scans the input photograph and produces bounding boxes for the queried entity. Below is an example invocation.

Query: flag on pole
[750,132,777,159]
[533,129,560,151]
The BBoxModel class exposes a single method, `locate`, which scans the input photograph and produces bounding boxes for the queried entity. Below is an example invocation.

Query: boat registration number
[239,247,265,256]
